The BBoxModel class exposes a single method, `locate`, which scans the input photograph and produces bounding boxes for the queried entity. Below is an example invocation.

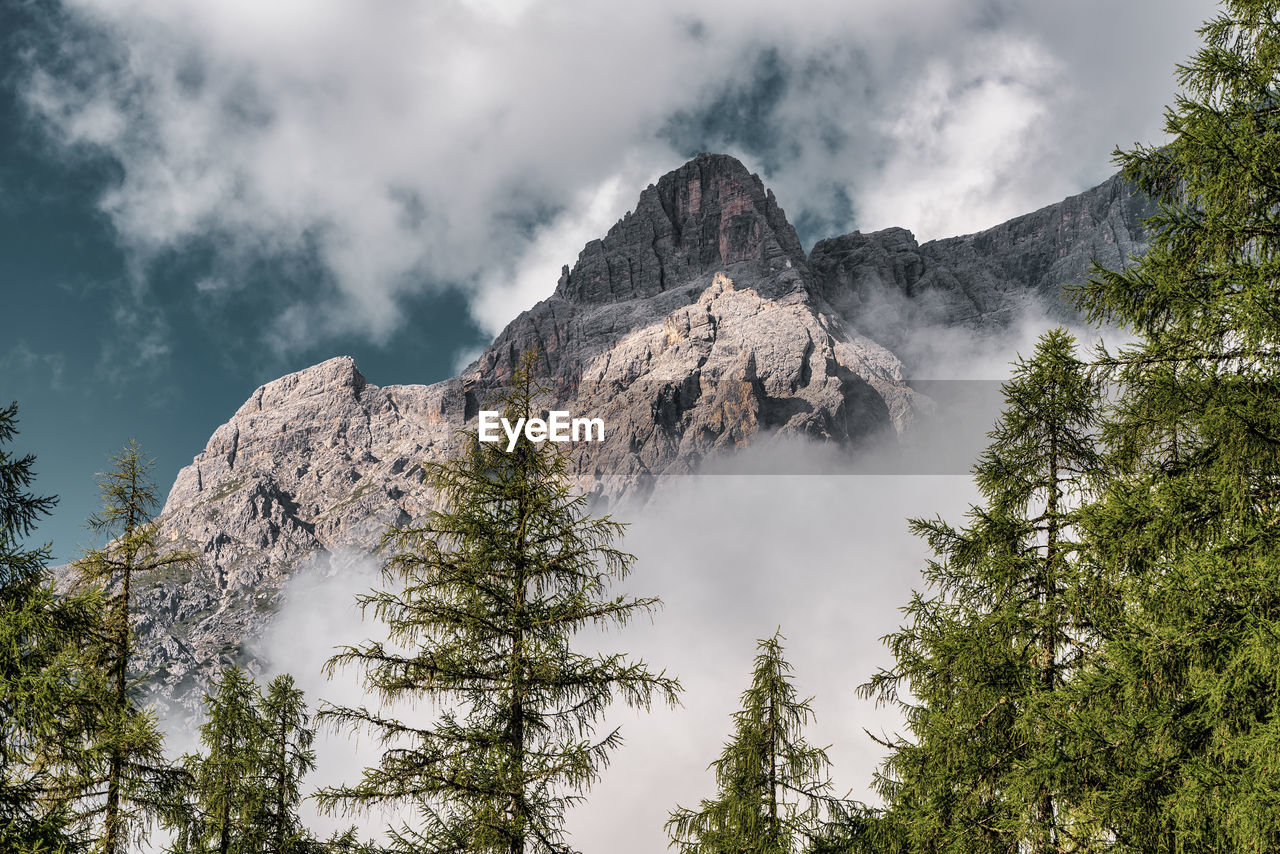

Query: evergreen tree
[666,631,839,854]
[859,330,1101,854]
[259,674,317,854]
[70,441,195,853]
[1063,2,1280,849]
[167,669,317,854]
[0,402,106,851]
[316,351,681,854]
[318,827,384,854]
[170,667,267,854]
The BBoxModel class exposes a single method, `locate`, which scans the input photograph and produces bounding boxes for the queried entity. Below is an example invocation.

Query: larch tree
[316,351,682,854]
[170,667,267,854]
[860,329,1102,854]
[258,673,316,854]
[1062,2,1280,850]
[0,402,107,852]
[666,630,840,854]
[167,669,316,854]
[70,441,196,853]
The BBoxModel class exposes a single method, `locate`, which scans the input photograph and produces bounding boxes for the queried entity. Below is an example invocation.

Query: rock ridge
[808,174,1155,363]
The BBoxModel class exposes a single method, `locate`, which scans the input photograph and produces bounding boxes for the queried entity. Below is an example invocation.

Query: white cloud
[22,0,1215,354]
[565,468,979,851]
[468,161,654,337]
[857,34,1065,241]
[253,552,406,844]
[0,341,67,389]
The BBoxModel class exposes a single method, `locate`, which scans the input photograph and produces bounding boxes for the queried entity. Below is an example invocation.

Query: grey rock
[808,174,1156,365]
[556,153,806,305]
[136,356,458,710]
[470,153,812,390]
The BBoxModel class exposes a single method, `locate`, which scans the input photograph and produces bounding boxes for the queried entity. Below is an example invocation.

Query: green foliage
[861,331,1103,854]
[170,667,264,854]
[167,668,316,854]
[0,402,106,852]
[316,826,386,854]
[0,402,56,578]
[863,5,1280,851]
[260,674,317,853]
[69,441,197,853]
[804,805,908,854]
[316,351,681,854]
[667,631,840,854]
[1059,2,1280,850]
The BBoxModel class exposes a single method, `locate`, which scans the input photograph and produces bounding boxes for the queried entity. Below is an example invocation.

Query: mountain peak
[133,159,1157,722]
[233,356,367,419]
[554,153,806,304]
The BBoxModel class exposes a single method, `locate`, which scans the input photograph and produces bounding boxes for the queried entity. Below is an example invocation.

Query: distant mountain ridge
[809,172,1152,361]
[117,153,1154,716]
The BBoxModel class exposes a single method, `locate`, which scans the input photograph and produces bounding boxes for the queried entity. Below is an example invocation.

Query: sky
[0,0,1214,563]
[0,0,1219,847]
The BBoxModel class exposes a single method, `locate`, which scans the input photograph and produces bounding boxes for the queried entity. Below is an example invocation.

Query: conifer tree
[860,330,1101,854]
[171,667,267,854]
[317,351,681,854]
[70,441,196,853]
[1063,2,1280,849]
[320,826,384,854]
[259,674,316,854]
[167,669,317,854]
[666,631,839,854]
[0,402,106,851]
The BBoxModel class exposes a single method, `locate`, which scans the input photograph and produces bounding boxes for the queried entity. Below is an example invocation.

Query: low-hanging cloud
[249,455,979,852]
[20,0,1212,356]
[253,550,412,845]
[200,293,1118,850]
[569,465,980,852]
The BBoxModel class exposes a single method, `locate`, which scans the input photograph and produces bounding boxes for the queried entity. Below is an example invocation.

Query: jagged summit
[555,153,807,305]
[475,154,818,387]
[234,356,366,414]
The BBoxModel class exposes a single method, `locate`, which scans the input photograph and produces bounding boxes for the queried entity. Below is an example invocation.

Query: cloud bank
[21,0,1211,354]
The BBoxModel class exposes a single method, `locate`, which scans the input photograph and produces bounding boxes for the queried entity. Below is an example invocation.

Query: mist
[240,457,978,851]
[570,465,979,851]
[225,307,1105,851]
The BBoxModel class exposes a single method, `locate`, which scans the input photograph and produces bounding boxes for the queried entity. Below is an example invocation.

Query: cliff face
[139,357,451,701]
[129,153,1152,716]
[472,154,818,387]
[808,174,1155,362]
[554,154,806,305]
[455,154,915,495]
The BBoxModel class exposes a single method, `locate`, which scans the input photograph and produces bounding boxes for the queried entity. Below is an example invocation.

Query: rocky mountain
[809,173,1153,363]
[124,153,1155,716]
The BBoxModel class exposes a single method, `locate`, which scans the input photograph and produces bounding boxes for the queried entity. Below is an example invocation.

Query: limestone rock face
[470,153,815,392]
[555,153,806,305]
[808,174,1156,363]
[125,154,1151,717]
[138,356,458,705]
[566,272,910,496]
